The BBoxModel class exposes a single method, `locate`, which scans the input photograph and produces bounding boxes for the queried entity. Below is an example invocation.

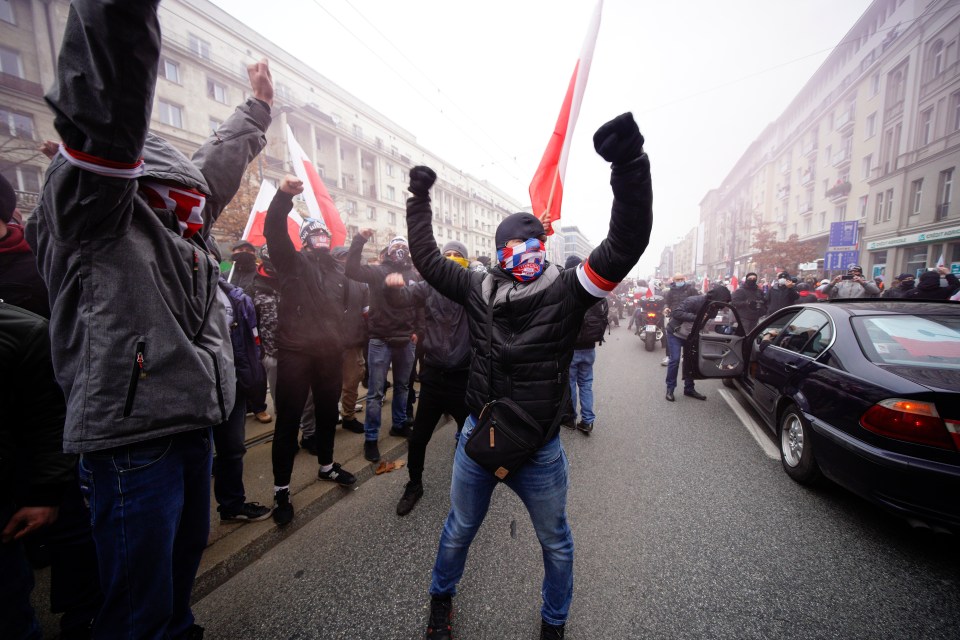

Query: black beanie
[495,212,545,249]
[917,271,941,289]
[0,174,16,224]
[564,255,582,269]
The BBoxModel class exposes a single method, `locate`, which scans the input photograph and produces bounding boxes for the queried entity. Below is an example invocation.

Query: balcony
[937,202,951,220]
[825,180,852,201]
[799,201,813,215]
[831,149,852,168]
[779,160,792,175]
[776,186,790,200]
[835,109,855,132]
[0,72,44,98]
[799,168,815,186]
[802,141,818,158]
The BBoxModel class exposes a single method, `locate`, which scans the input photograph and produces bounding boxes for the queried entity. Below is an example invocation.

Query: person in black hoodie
[345,230,419,463]
[406,112,651,640]
[730,272,766,333]
[0,175,49,318]
[385,240,472,517]
[264,176,356,527]
[881,272,915,298]
[903,267,960,300]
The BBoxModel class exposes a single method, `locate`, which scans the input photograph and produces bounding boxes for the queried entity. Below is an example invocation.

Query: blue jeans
[568,348,596,424]
[78,429,212,640]
[665,332,694,392]
[430,415,574,626]
[364,338,416,441]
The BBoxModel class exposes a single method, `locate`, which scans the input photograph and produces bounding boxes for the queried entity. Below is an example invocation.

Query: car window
[700,302,741,336]
[774,308,831,356]
[755,311,798,351]
[852,314,960,369]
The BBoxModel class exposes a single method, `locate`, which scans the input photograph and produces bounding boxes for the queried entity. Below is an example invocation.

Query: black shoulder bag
[463,281,566,480]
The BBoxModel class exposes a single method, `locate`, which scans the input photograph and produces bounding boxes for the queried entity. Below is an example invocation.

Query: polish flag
[239,180,303,250]
[529,0,603,235]
[936,253,945,268]
[729,274,739,292]
[286,125,347,247]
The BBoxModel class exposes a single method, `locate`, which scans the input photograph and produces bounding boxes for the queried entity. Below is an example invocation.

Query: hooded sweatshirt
[344,234,418,340]
[902,271,960,300]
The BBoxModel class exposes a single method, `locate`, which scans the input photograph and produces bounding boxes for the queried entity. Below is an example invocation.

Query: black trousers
[408,366,469,484]
[271,348,343,486]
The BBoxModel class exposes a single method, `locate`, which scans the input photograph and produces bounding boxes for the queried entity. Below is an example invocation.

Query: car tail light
[860,399,958,451]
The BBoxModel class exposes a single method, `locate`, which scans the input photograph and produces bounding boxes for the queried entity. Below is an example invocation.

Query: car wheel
[722,378,736,389]
[778,405,822,485]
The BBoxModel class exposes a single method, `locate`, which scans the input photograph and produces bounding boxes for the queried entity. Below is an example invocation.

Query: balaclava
[495,212,546,282]
[386,236,410,266]
[300,217,331,253]
[744,272,758,289]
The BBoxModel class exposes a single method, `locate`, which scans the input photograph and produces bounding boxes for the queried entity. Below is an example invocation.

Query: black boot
[540,619,565,639]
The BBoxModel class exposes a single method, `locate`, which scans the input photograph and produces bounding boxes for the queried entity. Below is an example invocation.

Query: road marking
[718,388,780,460]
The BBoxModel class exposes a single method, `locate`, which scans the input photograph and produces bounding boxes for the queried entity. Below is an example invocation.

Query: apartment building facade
[0,0,524,259]
[680,0,959,282]
[560,225,594,263]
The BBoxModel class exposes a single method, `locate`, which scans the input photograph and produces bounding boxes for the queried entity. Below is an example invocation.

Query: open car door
[685,301,747,379]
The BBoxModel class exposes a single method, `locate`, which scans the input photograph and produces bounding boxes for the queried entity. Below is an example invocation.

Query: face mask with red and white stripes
[138,180,207,238]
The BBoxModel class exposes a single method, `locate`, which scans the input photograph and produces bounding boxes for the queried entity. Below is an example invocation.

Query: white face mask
[778,278,787,286]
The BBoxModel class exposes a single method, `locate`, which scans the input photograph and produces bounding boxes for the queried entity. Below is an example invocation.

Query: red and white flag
[529,0,603,235]
[936,253,946,268]
[286,125,347,247]
[239,180,303,250]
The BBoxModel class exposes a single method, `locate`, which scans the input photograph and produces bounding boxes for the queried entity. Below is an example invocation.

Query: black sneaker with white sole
[219,502,272,523]
[317,463,356,486]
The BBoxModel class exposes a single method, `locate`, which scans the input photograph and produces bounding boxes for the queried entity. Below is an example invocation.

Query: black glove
[408,165,437,197]
[593,112,644,165]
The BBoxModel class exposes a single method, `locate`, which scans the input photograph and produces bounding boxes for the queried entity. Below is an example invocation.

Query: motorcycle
[635,295,666,352]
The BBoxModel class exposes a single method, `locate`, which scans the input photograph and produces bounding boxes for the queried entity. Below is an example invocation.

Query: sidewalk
[34,385,434,635]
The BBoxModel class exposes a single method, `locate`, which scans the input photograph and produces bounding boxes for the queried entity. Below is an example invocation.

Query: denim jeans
[0,502,42,640]
[665,332,694,392]
[568,348,596,424]
[212,387,248,513]
[364,338,416,441]
[78,429,212,640]
[430,415,574,626]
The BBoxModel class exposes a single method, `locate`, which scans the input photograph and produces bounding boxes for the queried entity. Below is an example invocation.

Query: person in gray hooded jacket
[26,1,272,637]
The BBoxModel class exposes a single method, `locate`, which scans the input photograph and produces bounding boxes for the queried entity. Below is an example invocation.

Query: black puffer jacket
[263,190,347,356]
[0,302,75,508]
[344,236,418,340]
[664,283,696,312]
[386,279,470,371]
[406,156,652,429]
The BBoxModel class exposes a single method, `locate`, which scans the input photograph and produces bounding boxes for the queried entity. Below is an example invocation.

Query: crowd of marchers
[0,2,653,640]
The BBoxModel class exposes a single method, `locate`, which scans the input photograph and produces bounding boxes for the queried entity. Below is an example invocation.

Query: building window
[905,249,927,275]
[930,40,944,78]
[387,185,396,201]
[909,179,923,215]
[189,35,211,60]
[819,211,826,229]
[1,165,41,194]
[207,78,228,104]
[160,59,180,84]
[884,188,894,222]
[953,92,960,133]
[366,206,376,221]
[858,195,868,219]
[0,106,35,139]
[0,0,15,24]
[276,84,292,100]
[875,191,884,224]
[208,117,222,133]
[865,112,877,138]
[861,154,872,180]
[871,72,881,96]
[386,163,394,177]
[834,204,846,223]
[353,124,363,138]
[388,210,396,225]
[0,46,23,78]
[919,108,933,145]
[937,168,953,220]
[157,100,183,128]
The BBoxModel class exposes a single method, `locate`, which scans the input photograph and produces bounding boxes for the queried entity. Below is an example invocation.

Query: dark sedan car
[685,299,960,531]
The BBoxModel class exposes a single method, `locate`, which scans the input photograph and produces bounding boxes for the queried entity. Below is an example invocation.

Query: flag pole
[540,168,561,226]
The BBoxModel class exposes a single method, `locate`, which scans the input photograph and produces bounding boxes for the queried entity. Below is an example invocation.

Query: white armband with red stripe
[576,260,618,298]
[58,143,145,179]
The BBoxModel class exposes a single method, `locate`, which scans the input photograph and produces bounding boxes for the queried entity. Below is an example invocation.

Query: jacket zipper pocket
[123,341,146,417]
[192,250,199,296]
[197,343,227,422]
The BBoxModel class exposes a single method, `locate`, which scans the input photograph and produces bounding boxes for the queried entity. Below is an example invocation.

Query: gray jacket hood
[142,133,210,195]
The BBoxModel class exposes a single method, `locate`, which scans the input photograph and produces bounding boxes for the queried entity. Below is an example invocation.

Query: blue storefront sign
[824,250,860,271]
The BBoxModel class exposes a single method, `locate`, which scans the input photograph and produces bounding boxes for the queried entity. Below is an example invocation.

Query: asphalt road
[193,323,960,639]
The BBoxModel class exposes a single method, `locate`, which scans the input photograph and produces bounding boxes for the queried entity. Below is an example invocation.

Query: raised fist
[279,175,303,195]
[408,165,437,197]
[593,112,644,165]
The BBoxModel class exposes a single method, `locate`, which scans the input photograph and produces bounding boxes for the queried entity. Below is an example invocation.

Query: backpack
[578,298,610,345]
[218,279,266,395]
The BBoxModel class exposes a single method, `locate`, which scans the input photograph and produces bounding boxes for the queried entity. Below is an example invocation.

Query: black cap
[564,255,582,269]
[495,212,545,249]
[232,240,256,252]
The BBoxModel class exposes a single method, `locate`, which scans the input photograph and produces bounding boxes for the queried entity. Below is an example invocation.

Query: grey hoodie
[27,0,270,453]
